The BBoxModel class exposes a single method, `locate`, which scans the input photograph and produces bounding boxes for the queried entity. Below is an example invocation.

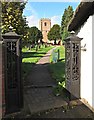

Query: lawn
[49,45,65,96]
[22,45,54,81]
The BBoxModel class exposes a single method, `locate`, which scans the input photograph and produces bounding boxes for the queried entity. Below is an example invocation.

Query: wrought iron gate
[65,33,82,99]
[2,27,23,114]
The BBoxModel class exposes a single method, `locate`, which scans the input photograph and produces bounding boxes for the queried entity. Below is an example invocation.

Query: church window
[44,22,47,26]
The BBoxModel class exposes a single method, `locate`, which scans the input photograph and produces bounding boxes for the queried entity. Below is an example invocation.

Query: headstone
[52,49,58,63]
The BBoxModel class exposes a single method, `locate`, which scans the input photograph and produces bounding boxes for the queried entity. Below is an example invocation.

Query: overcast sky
[23,1,80,28]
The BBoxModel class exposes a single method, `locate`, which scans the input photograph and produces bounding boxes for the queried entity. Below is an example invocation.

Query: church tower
[39,18,51,43]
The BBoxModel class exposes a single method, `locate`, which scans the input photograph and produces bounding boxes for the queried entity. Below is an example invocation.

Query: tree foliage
[61,6,74,40]
[28,26,43,45]
[48,24,61,44]
[1,2,28,44]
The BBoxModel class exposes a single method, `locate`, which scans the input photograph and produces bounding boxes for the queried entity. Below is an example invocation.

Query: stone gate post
[2,26,23,115]
[65,32,83,99]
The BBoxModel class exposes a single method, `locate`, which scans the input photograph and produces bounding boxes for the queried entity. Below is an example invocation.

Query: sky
[23,1,80,28]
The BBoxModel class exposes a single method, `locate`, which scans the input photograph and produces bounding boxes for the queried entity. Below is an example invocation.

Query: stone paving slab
[25,87,68,115]
[24,64,57,87]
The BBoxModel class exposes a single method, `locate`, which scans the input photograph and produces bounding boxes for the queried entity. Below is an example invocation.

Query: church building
[39,18,51,43]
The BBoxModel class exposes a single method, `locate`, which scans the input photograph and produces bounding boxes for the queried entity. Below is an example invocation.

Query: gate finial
[9,26,13,32]
[70,31,75,35]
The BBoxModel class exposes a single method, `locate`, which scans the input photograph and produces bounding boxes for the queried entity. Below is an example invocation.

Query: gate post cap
[2,26,22,40]
[65,30,83,41]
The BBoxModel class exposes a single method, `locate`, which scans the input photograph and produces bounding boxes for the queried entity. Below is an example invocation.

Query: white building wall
[77,15,93,108]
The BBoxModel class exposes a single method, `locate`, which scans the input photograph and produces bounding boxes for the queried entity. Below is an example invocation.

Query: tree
[61,6,74,40]
[1,2,28,44]
[37,30,43,43]
[28,26,43,46]
[48,24,61,45]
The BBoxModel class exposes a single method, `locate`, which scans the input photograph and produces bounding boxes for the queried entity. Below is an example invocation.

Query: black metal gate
[2,27,23,114]
[65,33,83,99]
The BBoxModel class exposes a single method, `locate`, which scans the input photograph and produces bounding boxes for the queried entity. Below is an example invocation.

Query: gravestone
[52,49,58,63]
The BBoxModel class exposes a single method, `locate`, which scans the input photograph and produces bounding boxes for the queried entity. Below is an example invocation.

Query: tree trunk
[54,39,56,45]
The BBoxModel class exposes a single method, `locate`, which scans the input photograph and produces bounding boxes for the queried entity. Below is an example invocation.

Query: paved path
[24,48,67,115]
